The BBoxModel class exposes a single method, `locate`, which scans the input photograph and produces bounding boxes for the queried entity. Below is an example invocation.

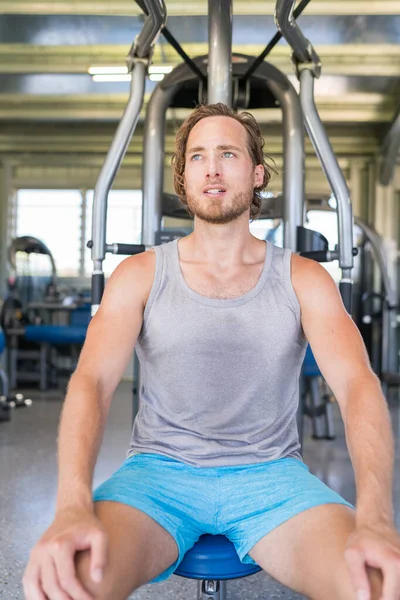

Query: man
[23,103,400,600]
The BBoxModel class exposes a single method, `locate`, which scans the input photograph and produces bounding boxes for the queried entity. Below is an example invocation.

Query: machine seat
[174,534,261,580]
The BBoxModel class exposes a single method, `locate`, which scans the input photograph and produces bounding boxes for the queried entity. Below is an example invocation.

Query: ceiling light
[89,66,128,75]
[148,65,173,74]
[92,74,131,82]
[149,73,165,82]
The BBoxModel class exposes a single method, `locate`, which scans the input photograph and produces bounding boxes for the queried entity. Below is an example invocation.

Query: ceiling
[0,0,399,165]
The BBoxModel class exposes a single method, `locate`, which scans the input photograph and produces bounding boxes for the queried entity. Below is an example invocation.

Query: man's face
[183,116,264,224]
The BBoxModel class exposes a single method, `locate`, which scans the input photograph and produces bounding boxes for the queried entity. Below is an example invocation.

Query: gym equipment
[174,534,261,600]
[89,1,357,597]
[2,236,58,331]
[275,0,355,313]
[0,327,32,422]
[2,235,91,390]
[89,0,166,316]
[0,329,10,421]
[354,217,400,395]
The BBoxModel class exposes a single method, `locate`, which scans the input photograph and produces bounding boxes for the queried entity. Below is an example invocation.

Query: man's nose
[206,156,221,178]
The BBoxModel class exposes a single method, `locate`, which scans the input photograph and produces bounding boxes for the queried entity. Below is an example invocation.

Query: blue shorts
[93,452,354,583]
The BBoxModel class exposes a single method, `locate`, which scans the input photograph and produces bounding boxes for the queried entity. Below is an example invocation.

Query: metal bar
[263,69,304,251]
[208,0,232,105]
[141,82,178,247]
[242,0,312,82]
[91,0,166,312]
[133,0,167,59]
[91,61,146,273]
[354,217,397,308]
[275,0,315,64]
[197,580,227,599]
[4,1,400,16]
[80,189,87,277]
[299,69,354,310]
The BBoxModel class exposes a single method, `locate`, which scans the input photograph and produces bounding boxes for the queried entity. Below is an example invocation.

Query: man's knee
[335,565,383,600]
[75,549,140,600]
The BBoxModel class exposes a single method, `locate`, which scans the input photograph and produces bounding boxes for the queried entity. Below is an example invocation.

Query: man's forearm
[56,371,110,513]
[342,374,395,526]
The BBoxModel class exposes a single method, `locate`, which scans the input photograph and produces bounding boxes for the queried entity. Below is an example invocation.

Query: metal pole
[354,217,397,308]
[90,62,146,315]
[141,83,178,247]
[265,76,304,251]
[299,69,354,310]
[208,0,232,105]
[92,62,146,270]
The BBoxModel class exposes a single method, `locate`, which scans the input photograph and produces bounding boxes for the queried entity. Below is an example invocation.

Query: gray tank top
[128,238,307,467]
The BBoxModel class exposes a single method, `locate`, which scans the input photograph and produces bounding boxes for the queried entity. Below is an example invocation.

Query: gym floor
[1,381,399,600]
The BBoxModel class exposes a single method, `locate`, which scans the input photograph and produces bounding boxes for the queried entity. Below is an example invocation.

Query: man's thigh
[248,503,383,600]
[75,501,179,600]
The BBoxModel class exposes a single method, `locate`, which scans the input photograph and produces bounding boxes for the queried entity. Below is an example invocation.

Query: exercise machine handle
[91,0,167,313]
[274,0,321,72]
[275,0,354,313]
[107,243,146,255]
[339,281,352,315]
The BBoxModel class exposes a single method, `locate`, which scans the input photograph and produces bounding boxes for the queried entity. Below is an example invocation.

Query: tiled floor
[1,382,399,599]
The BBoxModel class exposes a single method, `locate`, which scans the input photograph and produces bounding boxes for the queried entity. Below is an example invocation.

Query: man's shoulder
[106,248,157,305]
[291,253,338,303]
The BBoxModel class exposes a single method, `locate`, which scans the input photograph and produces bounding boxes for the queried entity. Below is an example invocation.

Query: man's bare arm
[23,250,155,600]
[56,250,155,512]
[292,255,395,526]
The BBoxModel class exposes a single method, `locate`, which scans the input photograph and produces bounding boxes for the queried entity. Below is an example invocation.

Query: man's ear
[254,164,264,188]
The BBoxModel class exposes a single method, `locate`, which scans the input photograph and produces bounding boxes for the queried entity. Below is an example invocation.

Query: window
[305,210,342,283]
[250,219,283,246]
[85,190,142,276]
[16,190,82,277]
[14,189,143,279]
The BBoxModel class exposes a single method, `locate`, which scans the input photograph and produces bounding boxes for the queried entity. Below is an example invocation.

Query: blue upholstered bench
[174,534,261,599]
[24,325,87,346]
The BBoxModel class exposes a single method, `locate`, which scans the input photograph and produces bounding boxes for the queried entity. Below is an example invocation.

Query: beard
[185,188,253,225]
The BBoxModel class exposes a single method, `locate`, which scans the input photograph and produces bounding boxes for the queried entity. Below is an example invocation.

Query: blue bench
[174,534,261,599]
[20,304,91,390]
[25,325,87,346]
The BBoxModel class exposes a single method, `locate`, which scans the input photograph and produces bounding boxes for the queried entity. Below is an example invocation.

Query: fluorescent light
[148,65,173,74]
[89,64,173,82]
[89,65,172,76]
[88,66,128,75]
[149,73,165,82]
[92,74,131,82]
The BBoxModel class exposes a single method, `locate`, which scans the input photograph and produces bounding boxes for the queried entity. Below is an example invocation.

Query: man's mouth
[203,186,227,196]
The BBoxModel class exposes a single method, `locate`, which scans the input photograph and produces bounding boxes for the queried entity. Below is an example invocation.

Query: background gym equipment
[2,235,91,390]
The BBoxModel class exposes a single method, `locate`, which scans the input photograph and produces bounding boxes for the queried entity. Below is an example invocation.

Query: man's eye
[191,154,202,161]
[223,151,234,158]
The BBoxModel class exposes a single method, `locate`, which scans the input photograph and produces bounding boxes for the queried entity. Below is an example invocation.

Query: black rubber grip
[114,244,146,255]
[299,250,328,262]
[339,280,353,314]
[92,272,105,306]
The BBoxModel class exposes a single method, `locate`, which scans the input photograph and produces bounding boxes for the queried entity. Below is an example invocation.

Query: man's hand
[344,521,400,599]
[23,507,108,600]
